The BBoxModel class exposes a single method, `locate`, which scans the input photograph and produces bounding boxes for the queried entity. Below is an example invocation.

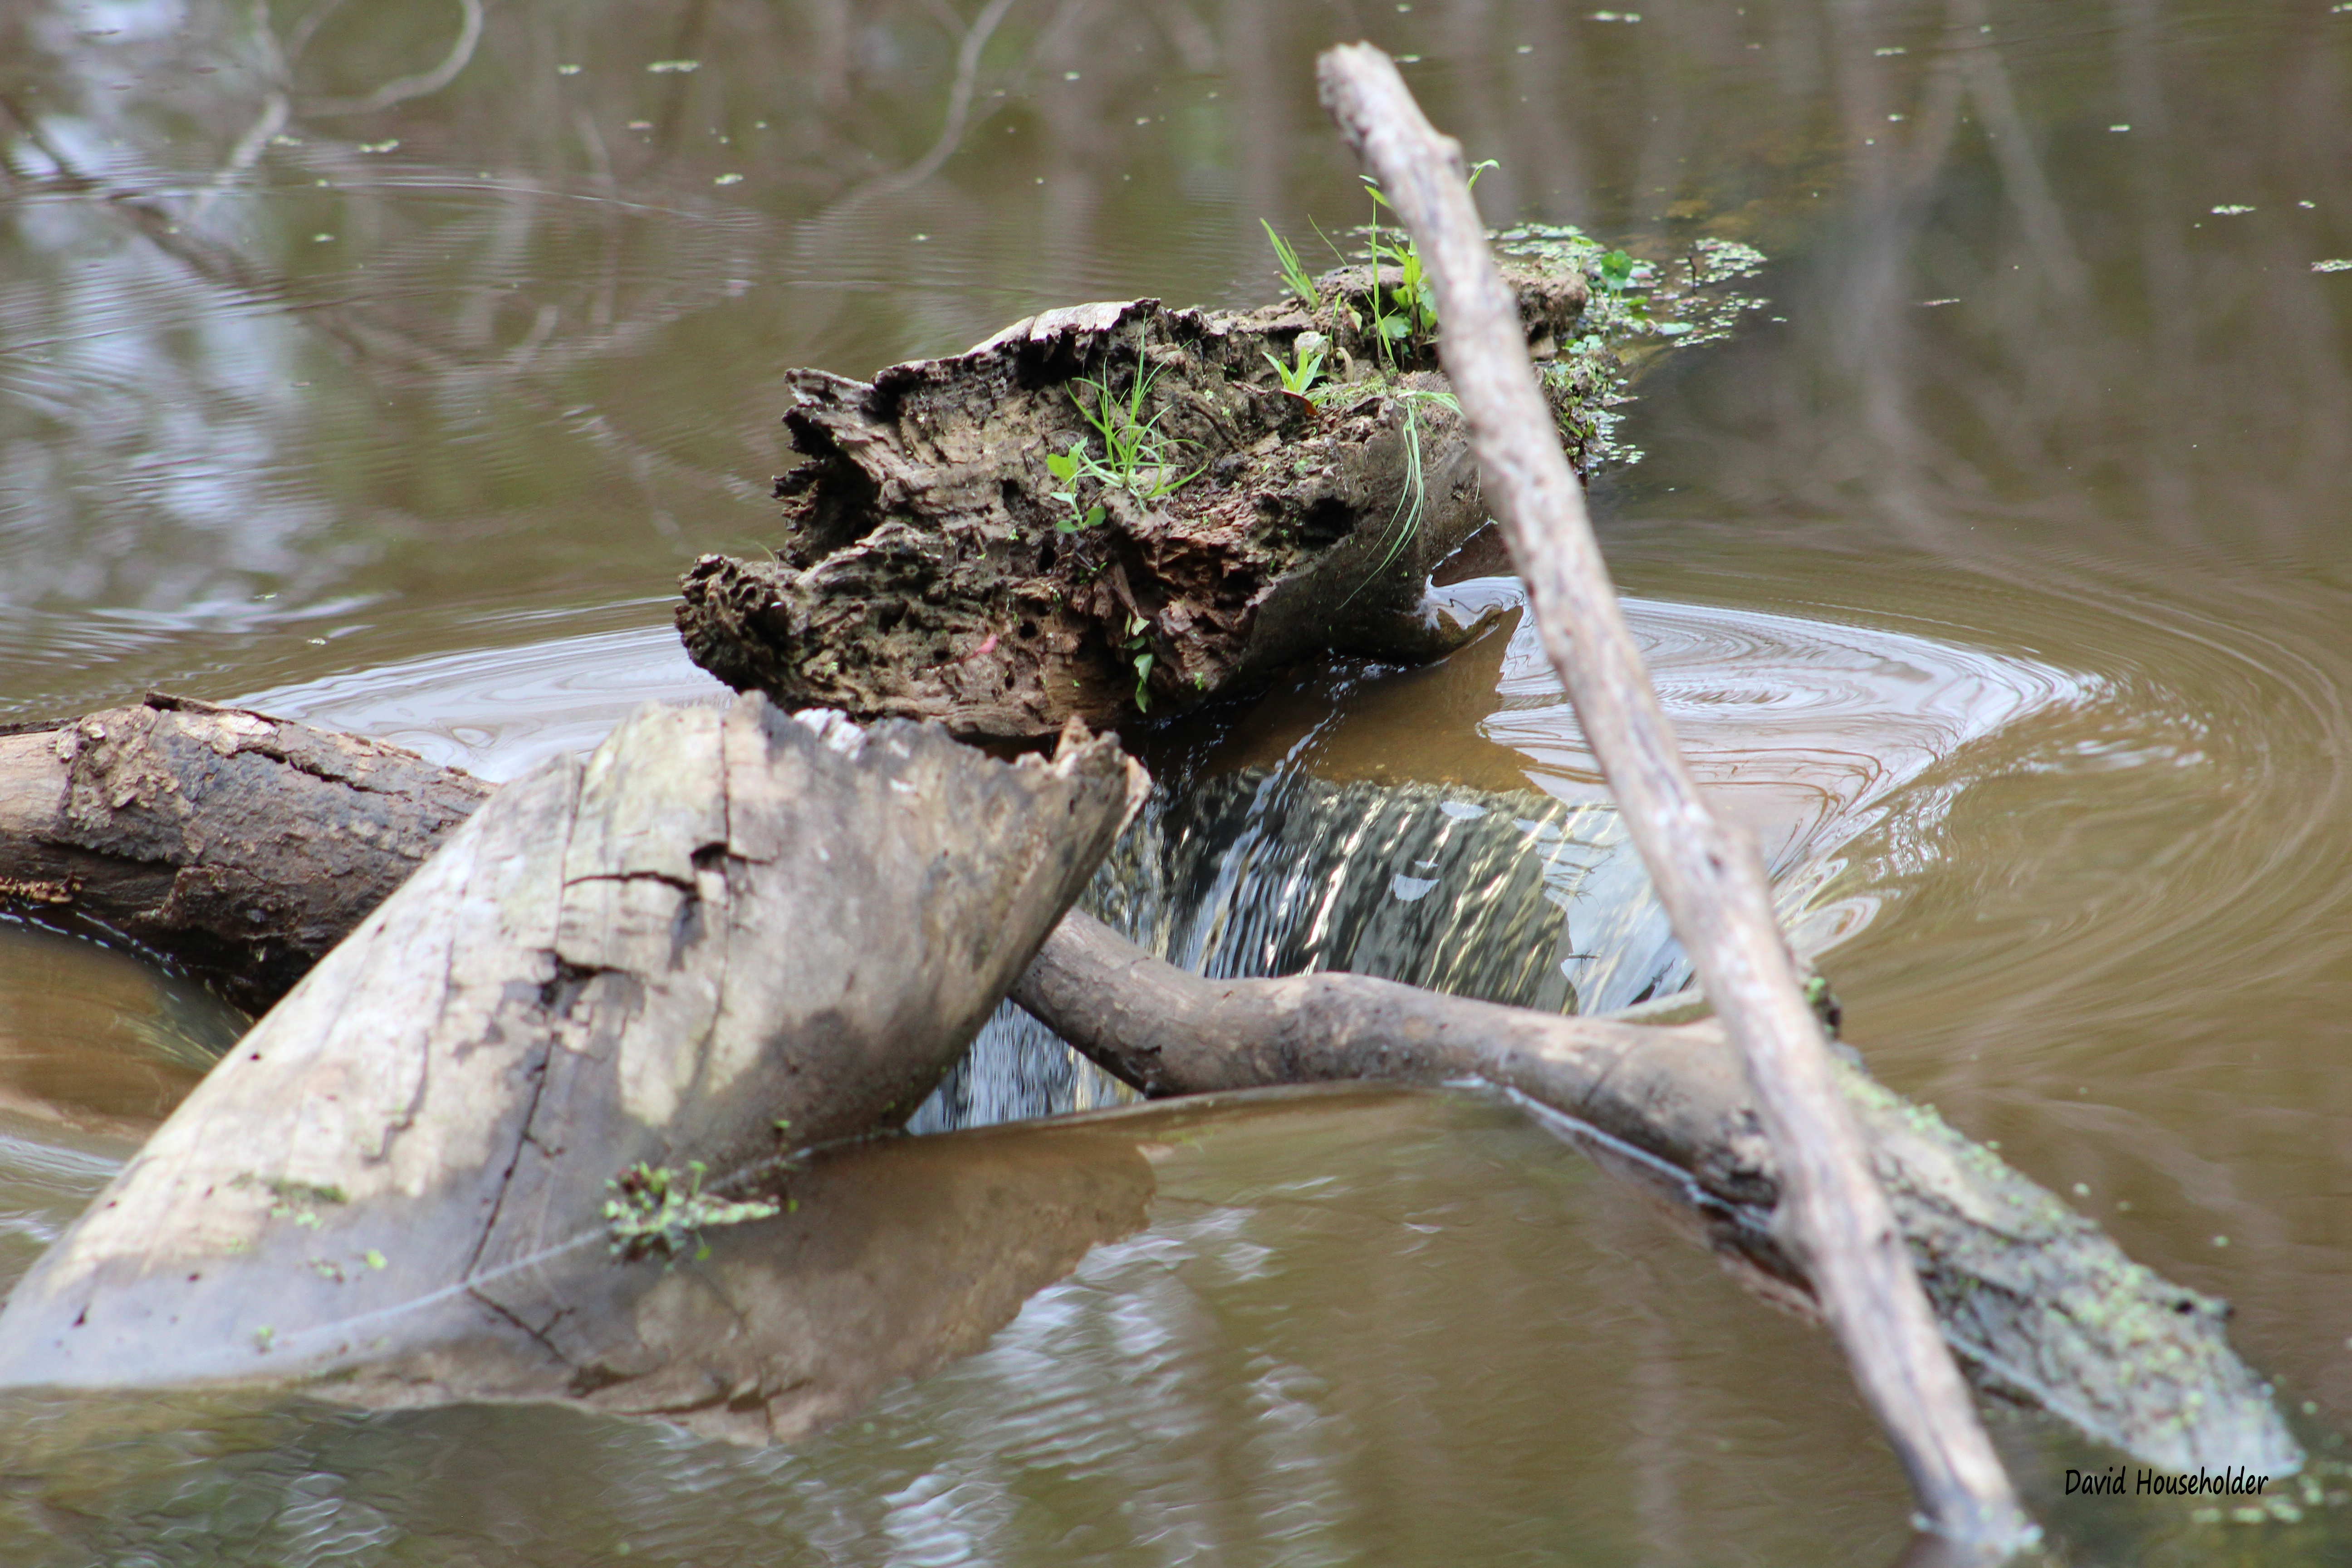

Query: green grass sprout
[1262,337,1326,396]
[1262,219,1319,309]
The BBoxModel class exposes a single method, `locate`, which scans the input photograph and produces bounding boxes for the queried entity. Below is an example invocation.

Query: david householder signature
[2066,1465,2272,1497]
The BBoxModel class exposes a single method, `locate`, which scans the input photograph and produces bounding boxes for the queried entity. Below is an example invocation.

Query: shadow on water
[3,0,2352,1561]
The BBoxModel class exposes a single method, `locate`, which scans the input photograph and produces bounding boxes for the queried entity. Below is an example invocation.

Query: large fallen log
[675,274,1589,740]
[0,695,1142,1390]
[0,699,2305,1481]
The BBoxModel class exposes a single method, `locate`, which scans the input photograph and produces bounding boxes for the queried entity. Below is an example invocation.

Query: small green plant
[1261,335,1326,396]
[1261,218,1319,309]
[1373,386,1459,577]
[604,1159,780,1264]
[1353,161,1495,363]
[1044,440,1107,532]
[1361,182,1437,343]
[1068,329,1200,500]
[1044,328,1205,534]
[1596,248,1637,293]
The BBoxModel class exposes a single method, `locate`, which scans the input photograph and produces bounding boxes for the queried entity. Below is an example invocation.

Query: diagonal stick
[1313,43,2030,1555]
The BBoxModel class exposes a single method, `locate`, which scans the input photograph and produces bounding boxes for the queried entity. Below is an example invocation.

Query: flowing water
[3,0,2351,1561]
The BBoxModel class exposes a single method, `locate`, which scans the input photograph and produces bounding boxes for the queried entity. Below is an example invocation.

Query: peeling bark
[676,272,1593,739]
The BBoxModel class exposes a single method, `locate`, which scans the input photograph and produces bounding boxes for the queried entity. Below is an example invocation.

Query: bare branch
[1312,43,2031,1558]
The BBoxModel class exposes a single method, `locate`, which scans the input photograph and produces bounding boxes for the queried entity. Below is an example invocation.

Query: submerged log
[676,276,1589,740]
[0,695,1142,1390]
[1013,911,2304,1480]
[0,701,2304,1480]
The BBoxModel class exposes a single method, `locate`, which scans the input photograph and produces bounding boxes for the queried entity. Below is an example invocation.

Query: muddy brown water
[3,0,2351,1561]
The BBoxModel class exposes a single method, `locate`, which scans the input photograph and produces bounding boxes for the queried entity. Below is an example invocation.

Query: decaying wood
[0,701,2304,1482]
[0,694,492,1014]
[0,694,1143,1390]
[1316,44,2030,1550]
[676,275,1589,740]
[1012,911,2304,1480]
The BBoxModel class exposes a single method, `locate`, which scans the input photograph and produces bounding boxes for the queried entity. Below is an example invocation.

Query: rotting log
[0,694,1143,1391]
[0,701,2306,1479]
[1011,911,2304,1481]
[1316,44,2030,1550]
[675,274,1589,740]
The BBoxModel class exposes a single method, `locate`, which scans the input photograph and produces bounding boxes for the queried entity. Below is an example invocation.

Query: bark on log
[0,702,2304,1480]
[0,694,492,1014]
[675,279,1588,740]
[1315,44,2030,1551]
[0,694,1143,1390]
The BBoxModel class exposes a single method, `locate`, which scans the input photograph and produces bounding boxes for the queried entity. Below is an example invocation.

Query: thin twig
[1313,43,2031,1558]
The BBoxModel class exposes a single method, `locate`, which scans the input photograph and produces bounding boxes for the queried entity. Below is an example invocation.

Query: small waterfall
[908,770,1678,1134]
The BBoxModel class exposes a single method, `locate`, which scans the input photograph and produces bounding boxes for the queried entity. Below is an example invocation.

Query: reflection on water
[4,0,2352,1559]
[0,924,245,1295]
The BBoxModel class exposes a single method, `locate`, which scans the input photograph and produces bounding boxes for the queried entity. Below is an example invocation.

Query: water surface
[4,0,2351,1561]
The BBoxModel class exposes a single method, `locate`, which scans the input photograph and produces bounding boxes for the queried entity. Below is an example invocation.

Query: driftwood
[1316,45,2029,1550]
[0,695,1142,1389]
[676,274,1588,740]
[0,700,2305,1482]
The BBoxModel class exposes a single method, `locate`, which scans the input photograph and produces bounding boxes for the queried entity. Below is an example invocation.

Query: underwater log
[0,695,1142,1390]
[324,1115,1159,1446]
[1013,909,2303,1483]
